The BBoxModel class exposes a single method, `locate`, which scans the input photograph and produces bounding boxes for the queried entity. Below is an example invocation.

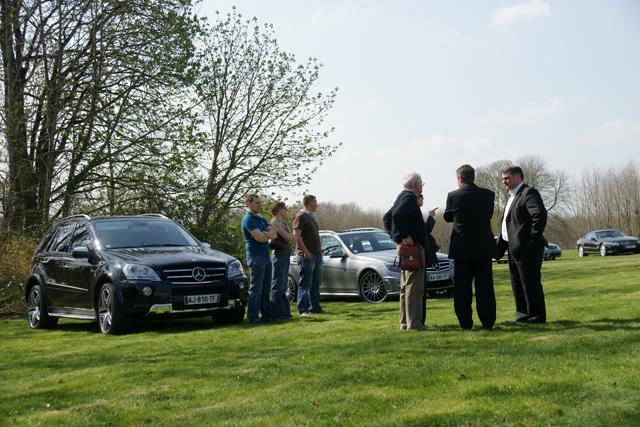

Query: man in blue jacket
[383,172,428,331]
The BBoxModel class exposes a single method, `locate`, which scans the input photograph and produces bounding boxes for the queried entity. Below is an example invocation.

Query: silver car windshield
[339,232,396,254]
[93,220,199,249]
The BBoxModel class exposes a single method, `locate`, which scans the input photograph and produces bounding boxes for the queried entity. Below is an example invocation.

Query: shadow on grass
[425,317,640,334]
[487,317,640,333]
[53,313,336,335]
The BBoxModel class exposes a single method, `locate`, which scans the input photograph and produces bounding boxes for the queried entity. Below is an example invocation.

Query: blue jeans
[296,253,323,313]
[247,254,274,322]
[271,252,292,318]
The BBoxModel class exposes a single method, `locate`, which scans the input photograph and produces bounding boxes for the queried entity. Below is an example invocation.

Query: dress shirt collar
[509,182,524,197]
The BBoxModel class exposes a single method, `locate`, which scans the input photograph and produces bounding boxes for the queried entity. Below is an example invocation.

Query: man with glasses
[241,194,278,324]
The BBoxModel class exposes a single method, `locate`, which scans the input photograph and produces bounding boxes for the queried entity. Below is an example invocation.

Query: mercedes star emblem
[192,267,206,281]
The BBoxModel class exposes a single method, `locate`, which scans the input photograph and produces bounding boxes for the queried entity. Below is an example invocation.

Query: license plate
[184,294,220,305]
[428,272,449,281]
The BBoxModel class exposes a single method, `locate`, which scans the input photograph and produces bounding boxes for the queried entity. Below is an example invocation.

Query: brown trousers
[399,266,425,330]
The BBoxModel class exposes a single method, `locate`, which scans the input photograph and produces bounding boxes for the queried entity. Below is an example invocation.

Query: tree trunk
[1,0,38,230]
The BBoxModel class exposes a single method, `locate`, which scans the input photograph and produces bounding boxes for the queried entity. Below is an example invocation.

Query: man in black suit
[444,164,497,330]
[497,166,547,324]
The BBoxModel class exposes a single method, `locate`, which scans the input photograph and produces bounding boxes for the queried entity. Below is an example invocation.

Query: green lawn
[1,251,639,426]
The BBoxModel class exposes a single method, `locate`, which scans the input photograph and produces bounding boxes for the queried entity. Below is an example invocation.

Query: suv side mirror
[329,248,346,258]
[72,246,91,258]
[200,241,211,250]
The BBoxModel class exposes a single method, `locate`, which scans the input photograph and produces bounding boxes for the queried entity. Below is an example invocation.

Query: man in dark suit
[497,166,547,324]
[444,164,497,330]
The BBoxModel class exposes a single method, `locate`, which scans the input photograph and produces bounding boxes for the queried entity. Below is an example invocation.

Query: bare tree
[570,161,640,238]
[517,154,570,213]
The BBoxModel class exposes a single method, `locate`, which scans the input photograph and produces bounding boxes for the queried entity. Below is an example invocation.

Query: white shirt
[501,182,524,241]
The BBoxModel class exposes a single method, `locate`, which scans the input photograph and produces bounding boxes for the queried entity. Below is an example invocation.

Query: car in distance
[287,228,454,304]
[543,243,562,260]
[26,214,248,335]
[493,236,561,262]
[577,229,640,257]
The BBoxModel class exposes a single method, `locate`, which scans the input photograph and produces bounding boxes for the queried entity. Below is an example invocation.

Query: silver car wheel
[360,271,387,304]
[578,245,585,257]
[27,287,42,328]
[98,286,113,334]
[286,276,297,303]
[599,244,607,257]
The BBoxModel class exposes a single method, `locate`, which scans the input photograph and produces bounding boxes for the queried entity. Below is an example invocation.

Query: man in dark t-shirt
[293,194,325,316]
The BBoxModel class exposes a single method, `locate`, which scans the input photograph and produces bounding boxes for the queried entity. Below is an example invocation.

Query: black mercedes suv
[26,214,248,334]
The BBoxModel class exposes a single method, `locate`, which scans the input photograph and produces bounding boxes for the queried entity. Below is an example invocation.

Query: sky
[199,0,640,211]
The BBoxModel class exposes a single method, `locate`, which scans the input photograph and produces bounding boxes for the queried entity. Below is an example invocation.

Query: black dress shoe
[527,317,546,324]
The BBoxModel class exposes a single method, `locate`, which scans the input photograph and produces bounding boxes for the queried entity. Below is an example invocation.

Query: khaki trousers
[400,267,425,329]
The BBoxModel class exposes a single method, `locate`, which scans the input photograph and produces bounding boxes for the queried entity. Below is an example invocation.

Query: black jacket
[497,183,548,260]
[383,190,433,264]
[443,183,497,260]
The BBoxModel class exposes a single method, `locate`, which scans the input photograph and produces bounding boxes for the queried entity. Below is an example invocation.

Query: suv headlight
[123,264,161,281]
[385,262,401,273]
[228,259,245,278]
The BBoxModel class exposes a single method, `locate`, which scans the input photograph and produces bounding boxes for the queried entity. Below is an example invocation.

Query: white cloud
[587,119,640,147]
[311,5,356,23]
[363,96,378,108]
[491,0,550,27]
[440,31,484,48]
[473,97,565,128]
[416,135,496,153]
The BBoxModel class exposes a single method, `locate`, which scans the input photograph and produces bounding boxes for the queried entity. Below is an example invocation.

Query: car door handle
[62,263,72,269]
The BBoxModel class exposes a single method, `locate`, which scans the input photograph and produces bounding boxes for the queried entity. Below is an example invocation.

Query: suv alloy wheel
[97,283,131,335]
[27,285,59,329]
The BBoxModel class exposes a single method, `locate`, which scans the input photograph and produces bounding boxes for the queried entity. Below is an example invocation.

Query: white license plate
[428,272,449,281]
[184,294,220,305]
[625,245,635,249]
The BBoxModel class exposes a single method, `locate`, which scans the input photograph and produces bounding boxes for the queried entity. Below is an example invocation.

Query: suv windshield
[596,230,624,239]
[93,219,199,249]
[339,231,396,253]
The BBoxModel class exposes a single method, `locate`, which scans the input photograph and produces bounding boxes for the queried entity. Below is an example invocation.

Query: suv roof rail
[61,214,91,221]
[338,227,384,233]
[136,213,169,219]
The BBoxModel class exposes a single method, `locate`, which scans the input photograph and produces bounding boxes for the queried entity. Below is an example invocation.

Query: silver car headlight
[385,262,401,273]
[123,264,161,281]
[228,259,245,278]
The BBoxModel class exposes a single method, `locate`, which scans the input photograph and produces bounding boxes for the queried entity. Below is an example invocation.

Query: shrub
[0,233,36,316]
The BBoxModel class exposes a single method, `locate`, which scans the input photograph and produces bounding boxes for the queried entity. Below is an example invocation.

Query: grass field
[1,251,639,426]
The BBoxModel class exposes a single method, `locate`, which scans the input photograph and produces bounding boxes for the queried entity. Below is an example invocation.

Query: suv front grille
[428,260,452,272]
[163,264,227,285]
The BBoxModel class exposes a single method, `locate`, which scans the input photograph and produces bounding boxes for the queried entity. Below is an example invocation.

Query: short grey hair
[403,172,422,190]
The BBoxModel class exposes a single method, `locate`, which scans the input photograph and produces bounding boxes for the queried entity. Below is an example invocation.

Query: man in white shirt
[497,166,548,324]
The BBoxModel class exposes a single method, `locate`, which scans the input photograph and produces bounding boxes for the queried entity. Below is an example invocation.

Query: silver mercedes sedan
[287,228,454,304]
